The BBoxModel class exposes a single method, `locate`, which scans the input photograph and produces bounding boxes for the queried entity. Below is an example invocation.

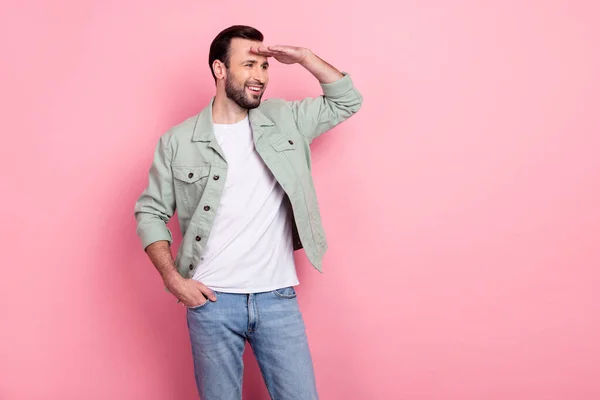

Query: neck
[212,91,248,124]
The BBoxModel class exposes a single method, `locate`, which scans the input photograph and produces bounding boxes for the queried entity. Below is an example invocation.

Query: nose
[252,66,267,84]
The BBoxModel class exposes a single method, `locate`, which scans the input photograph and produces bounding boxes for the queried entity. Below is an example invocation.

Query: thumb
[193,280,217,301]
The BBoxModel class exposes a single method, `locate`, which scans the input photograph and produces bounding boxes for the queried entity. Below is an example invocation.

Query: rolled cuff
[320,72,355,97]
[137,220,173,250]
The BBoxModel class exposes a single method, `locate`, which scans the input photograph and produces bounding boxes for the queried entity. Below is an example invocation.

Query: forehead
[228,38,266,63]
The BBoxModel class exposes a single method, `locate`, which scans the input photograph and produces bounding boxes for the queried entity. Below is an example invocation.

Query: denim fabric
[186,286,318,400]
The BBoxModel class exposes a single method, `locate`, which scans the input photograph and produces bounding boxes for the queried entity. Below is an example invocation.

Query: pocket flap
[172,165,210,183]
[271,136,297,152]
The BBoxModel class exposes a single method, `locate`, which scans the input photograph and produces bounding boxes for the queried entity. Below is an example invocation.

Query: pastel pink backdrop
[1,1,599,399]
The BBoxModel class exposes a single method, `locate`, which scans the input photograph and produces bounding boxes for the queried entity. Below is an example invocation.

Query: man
[134,25,362,399]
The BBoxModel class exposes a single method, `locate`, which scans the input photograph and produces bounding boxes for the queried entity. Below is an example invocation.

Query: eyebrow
[241,60,269,67]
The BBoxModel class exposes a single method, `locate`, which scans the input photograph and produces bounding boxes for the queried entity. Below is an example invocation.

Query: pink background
[2,1,599,399]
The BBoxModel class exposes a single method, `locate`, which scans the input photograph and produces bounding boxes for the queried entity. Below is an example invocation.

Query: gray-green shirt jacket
[134,72,363,278]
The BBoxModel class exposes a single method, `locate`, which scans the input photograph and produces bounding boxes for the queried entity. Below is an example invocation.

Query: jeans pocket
[186,290,220,310]
[273,286,297,299]
[187,298,210,310]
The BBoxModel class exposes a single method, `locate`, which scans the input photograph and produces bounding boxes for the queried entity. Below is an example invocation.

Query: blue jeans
[185,286,319,400]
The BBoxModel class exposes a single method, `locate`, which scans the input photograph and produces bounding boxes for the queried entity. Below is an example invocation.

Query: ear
[213,60,226,80]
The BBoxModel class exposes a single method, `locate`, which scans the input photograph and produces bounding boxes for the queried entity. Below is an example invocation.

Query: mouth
[246,85,263,94]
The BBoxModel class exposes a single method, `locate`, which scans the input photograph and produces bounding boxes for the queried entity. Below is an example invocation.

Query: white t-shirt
[191,115,299,293]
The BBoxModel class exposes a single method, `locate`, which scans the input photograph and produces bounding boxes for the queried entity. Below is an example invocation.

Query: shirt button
[204,205,210,211]
[213,175,220,180]
[288,140,294,145]
[188,172,194,179]
[195,236,201,241]
[188,264,193,270]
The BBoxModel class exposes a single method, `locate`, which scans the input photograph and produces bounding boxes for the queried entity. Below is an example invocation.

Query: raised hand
[250,45,311,65]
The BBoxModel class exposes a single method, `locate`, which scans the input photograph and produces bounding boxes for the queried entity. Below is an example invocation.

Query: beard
[224,71,264,110]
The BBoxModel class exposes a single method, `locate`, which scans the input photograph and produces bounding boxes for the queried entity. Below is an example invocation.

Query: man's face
[224,38,270,110]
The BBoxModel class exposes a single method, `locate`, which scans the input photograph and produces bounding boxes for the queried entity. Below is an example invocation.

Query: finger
[249,46,262,54]
[251,46,274,56]
[193,280,217,301]
[185,293,208,308]
[179,288,207,306]
[267,45,287,52]
[259,45,287,55]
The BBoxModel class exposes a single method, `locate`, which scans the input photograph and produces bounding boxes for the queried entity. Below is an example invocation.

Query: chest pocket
[271,135,306,172]
[271,136,297,152]
[269,135,305,196]
[172,164,211,211]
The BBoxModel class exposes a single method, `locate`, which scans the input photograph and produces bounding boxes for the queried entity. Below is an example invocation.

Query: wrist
[299,49,315,68]
[162,269,183,286]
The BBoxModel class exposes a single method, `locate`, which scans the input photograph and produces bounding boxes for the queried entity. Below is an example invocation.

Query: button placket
[190,165,223,276]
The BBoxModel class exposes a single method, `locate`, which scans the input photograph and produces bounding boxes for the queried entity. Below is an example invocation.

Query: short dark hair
[208,25,264,83]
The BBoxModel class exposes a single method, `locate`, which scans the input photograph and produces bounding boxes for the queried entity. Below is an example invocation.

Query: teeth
[248,86,261,92]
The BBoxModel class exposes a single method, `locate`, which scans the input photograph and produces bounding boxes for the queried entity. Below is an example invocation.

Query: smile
[247,86,262,92]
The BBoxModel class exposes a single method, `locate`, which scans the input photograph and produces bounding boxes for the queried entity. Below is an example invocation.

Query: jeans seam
[261,370,275,400]
[255,350,276,400]
[274,290,297,299]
